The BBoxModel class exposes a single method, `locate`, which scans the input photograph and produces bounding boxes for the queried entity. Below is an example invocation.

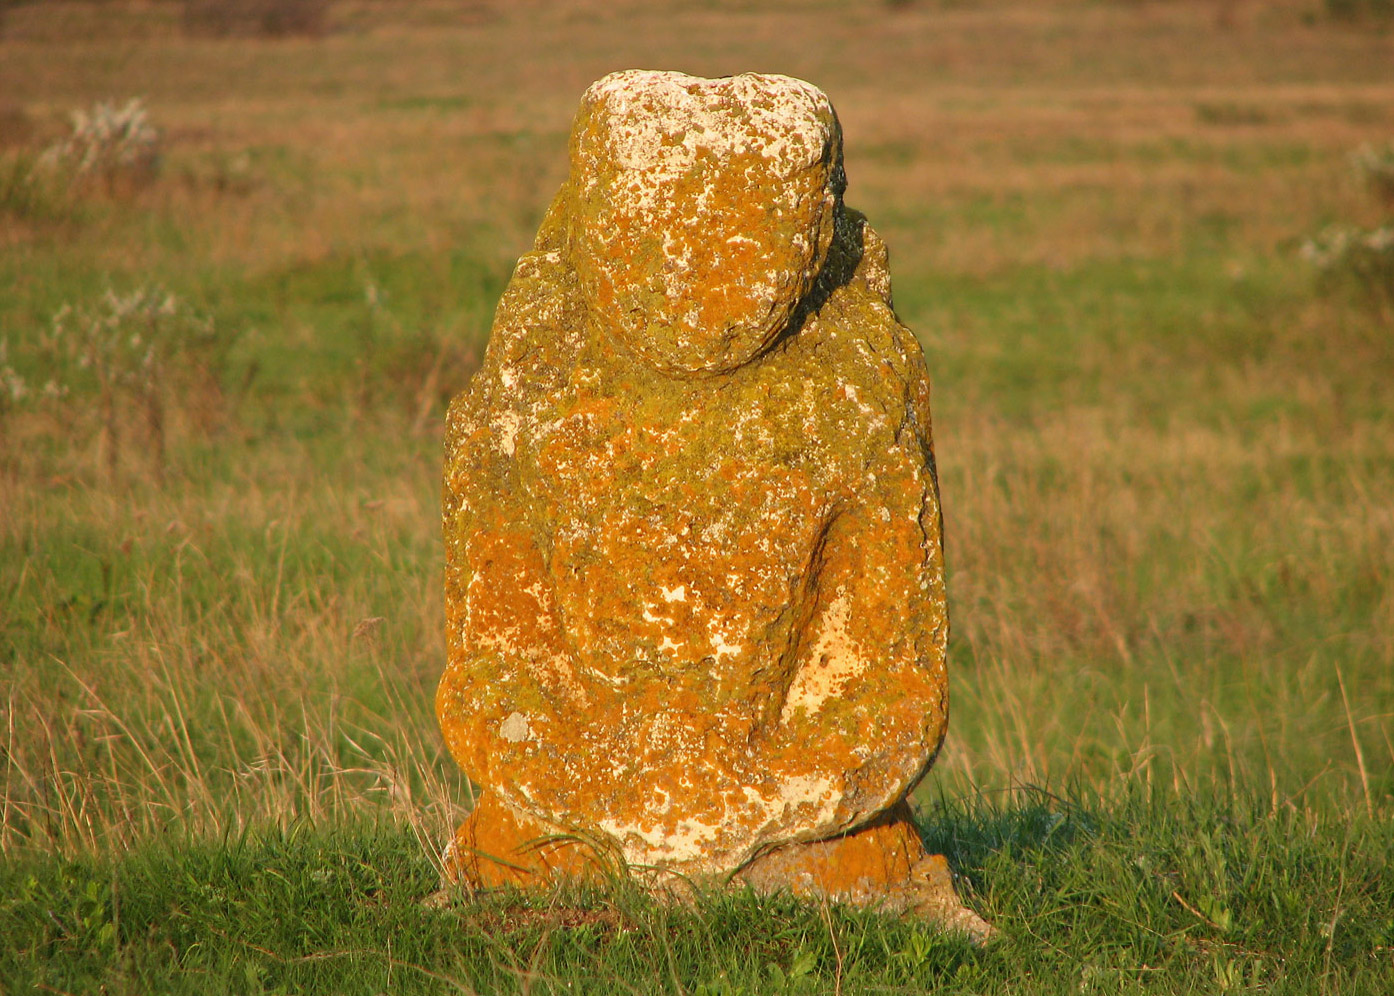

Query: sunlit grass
[1,1,1391,992]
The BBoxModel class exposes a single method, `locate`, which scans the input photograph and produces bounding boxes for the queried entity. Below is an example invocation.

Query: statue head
[566,70,845,376]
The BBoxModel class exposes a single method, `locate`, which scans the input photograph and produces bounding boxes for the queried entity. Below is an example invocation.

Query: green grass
[2,1,1393,992]
[3,793,1390,995]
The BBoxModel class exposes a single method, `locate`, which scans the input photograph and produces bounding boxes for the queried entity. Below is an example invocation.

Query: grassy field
[2,0,1393,992]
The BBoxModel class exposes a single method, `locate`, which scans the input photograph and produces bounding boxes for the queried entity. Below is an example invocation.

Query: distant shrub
[1322,0,1394,21]
[1302,135,1394,313]
[0,340,25,408]
[0,152,66,222]
[1,98,156,223]
[37,97,161,196]
[1194,101,1274,126]
[183,0,329,38]
[1352,142,1394,208]
[1301,224,1394,311]
[30,288,235,482]
[0,334,66,461]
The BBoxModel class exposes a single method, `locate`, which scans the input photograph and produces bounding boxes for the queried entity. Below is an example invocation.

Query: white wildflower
[39,98,161,188]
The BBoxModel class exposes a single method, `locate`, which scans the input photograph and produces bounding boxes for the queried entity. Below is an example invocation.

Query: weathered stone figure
[438,70,990,939]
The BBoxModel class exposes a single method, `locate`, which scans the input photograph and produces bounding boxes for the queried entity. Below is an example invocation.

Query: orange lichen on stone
[442,792,598,890]
[437,70,991,941]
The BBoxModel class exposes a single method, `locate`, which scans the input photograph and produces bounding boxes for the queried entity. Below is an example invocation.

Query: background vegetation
[1,0,1391,992]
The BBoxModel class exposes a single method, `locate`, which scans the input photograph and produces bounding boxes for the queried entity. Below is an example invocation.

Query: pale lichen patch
[779,589,871,724]
[499,712,534,743]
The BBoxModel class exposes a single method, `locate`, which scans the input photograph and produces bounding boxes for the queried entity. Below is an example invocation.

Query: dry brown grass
[2,422,463,855]
[2,0,1391,857]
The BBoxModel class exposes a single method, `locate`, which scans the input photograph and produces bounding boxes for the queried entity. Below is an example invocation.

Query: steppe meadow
[1,1,1392,992]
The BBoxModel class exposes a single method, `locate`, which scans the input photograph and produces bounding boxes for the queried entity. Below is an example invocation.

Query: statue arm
[438,389,589,797]
[771,458,949,816]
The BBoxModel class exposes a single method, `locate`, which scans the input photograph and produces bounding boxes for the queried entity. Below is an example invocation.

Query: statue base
[439,792,994,944]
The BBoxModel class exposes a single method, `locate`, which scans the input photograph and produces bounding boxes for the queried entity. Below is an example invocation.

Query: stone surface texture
[438,70,987,938]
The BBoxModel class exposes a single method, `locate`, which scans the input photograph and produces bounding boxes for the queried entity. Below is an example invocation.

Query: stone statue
[437,70,991,941]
